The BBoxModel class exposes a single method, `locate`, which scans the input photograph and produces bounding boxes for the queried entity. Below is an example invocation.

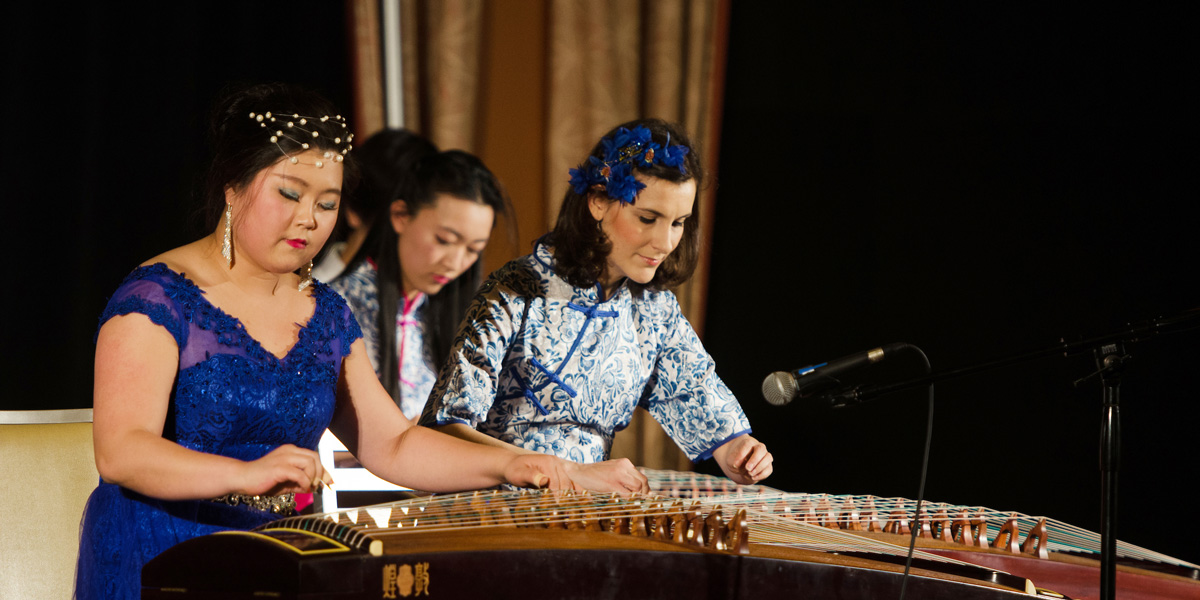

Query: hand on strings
[237,444,333,496]
[566,458,650,494]
[713,434,773,485]
[502,453,576,491]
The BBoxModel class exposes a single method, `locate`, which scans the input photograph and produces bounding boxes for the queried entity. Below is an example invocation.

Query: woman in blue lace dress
[74,83,573,600]
[421,119,773,488]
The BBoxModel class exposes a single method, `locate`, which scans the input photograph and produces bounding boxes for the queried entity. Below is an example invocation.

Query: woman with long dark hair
[331,132,505,419]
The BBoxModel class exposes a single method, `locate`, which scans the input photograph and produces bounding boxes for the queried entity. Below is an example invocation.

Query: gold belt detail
[209,493,297,515]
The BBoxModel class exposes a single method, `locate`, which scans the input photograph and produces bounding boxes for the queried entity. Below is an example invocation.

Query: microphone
[762,343,910,406]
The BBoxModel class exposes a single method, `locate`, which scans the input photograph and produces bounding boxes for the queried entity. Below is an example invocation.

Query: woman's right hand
[565,458,649,494]
[237,444,333,496]
[500,453,577,490]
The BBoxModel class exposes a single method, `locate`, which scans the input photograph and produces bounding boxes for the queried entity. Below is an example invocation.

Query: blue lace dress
[74,263,362,600]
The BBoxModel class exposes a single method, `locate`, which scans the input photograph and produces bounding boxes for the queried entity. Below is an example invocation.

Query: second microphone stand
[824,311,1198,600]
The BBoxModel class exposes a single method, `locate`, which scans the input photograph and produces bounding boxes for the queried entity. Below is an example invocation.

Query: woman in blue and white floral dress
[421,119,773,491]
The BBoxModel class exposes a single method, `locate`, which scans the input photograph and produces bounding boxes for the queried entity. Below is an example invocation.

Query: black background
[700,3,1199,566]
[4,1,1196,569]
[3,2,351,408]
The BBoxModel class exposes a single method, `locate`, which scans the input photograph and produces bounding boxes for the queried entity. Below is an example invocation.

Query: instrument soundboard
[141,469,1200,599]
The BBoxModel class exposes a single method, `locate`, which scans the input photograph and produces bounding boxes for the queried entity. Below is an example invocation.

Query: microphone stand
[825,310,1200,600]
[1093,342,1123,600]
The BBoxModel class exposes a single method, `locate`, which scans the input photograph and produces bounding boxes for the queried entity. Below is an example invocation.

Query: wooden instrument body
[142,525,1037,599]
[141,473,1200,599]
[783,509,1200,600]
[924,547,1200,600]
[646,470,1200,600]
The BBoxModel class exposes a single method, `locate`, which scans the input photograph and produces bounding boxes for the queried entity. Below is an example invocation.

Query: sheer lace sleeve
[97,263,188,349]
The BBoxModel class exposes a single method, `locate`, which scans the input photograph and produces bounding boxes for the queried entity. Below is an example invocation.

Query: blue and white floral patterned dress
[420,242,751,464]
[329,259,436,420]
[75,263,361,600]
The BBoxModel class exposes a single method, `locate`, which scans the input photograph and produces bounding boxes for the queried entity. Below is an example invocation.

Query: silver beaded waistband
[209,493,297,515]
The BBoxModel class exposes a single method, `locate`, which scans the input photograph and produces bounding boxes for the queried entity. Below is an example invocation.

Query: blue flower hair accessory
[568,125,689,204]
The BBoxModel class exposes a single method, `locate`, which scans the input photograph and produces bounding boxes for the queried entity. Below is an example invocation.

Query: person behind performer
[329,132,503,420]
[310,130,435,282]
[420,119,773,488]
[75,82,575,600]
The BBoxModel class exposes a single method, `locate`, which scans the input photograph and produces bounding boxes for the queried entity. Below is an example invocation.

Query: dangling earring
[298,260,313,291]
[221,202,234,268]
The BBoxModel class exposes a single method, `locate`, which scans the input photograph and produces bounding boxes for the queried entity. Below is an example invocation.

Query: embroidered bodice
[97,263,361,456]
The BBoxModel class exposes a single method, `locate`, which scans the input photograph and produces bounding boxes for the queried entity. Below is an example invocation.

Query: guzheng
[141,469,1200,599]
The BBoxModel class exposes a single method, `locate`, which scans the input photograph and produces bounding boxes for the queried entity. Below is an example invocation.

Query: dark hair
[323,129,438,256]
[545,118,704,290]
[203,82,360,230]
[342,142,511,400]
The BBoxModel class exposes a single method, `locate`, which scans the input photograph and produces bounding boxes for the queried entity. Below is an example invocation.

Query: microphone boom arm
[827,310,1200,407]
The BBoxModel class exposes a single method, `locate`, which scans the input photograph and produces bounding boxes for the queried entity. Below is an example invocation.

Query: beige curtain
[346,0,386,139]
[349,0,731,472]
[348,0,486,149]
[407,0,485,150]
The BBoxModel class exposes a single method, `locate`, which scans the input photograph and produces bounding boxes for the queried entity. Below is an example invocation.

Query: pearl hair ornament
[248,111,354,168]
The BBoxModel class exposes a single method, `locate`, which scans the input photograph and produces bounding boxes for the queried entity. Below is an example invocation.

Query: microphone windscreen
[762,371,796,406]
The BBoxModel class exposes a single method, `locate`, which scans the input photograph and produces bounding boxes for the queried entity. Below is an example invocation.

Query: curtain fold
[346,0,386,139]
[417,0,484,151]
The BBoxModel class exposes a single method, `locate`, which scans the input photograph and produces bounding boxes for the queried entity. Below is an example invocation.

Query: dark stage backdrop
[5,0,1195,573]
[701,4,1198,566]
[2,2,352,409]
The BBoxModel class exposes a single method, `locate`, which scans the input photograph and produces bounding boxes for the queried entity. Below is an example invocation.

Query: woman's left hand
[712,434,773,485]
[502,453,577,490]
